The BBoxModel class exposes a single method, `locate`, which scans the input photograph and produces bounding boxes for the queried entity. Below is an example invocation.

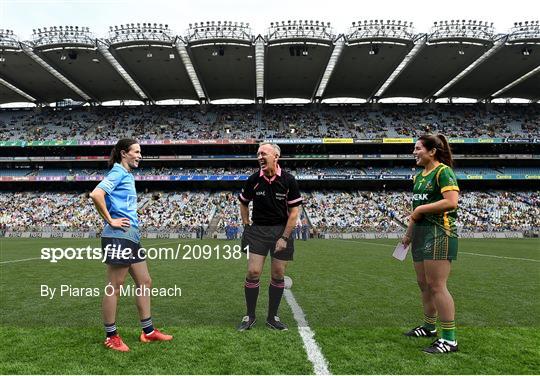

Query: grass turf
[1,237,539,374]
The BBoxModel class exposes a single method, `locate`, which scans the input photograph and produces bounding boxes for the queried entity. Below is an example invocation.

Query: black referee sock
[140,317,154,335]
[244,278,260,318]
[268,278,285,320]
[104,322,117,337]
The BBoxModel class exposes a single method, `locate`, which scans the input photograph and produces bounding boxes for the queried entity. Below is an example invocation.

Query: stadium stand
[0,104,538,141]
[1,167,539,177]
[1,191,538,233]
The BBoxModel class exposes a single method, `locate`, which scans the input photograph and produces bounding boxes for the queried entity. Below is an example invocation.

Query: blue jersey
[97,163,138,229]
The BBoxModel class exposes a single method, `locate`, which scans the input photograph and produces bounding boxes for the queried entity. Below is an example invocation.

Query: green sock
[422,314,437,331]
[441,320,456,341]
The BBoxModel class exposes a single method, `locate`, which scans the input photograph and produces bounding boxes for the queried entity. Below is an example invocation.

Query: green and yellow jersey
[413,163,459,237]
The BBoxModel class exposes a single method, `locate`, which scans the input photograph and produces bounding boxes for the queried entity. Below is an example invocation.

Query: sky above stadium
[1,0,538,39]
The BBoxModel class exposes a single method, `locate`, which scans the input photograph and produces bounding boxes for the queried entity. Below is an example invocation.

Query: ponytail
[108,138,138,167]
[418,134,454,168]
[435,134,454,167]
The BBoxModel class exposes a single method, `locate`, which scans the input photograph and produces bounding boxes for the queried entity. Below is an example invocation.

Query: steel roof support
[490,64,540,98]
[174,40,206,101]
[430,35,507,100]
[0,77,37,102]
[313,37,344,100]
[255,37,265,101]
[370,35,426,100]
[96,40,148,101]
[21,43,92,101]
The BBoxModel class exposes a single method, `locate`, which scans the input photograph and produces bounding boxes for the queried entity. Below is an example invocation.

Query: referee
[237,142,302,331]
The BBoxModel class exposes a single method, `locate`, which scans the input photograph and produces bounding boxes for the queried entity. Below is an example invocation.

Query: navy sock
[244,278,260,318]
[268,278,285,320]
[140,317,154,334]
[104,322,117,337]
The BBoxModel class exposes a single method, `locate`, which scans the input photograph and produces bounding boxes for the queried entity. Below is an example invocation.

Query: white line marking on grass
[0,257,41,264]
[338,239,540,262]
[284,289,331,375]
[461,252,540,262]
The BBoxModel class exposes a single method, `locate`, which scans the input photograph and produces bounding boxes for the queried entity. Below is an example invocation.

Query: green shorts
[411,223,458,262]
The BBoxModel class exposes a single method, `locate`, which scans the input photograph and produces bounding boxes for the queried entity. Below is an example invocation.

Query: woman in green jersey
[402,134,460,354]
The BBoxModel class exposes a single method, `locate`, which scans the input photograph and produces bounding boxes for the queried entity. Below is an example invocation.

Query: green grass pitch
[1,237,539,374]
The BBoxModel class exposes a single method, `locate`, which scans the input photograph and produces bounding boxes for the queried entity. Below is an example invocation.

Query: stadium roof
[0,20,538,104]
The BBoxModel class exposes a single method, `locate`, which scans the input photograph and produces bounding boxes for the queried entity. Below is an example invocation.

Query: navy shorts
[101,237,146,265]
[241,224,294,261]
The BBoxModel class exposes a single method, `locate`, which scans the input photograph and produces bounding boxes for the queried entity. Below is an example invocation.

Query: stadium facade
[0,19,539,104]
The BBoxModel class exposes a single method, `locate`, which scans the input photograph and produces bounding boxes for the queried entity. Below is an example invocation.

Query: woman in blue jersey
[90,139,172,352]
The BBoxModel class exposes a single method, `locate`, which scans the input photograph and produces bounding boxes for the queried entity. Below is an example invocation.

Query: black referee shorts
[241,224,294,261]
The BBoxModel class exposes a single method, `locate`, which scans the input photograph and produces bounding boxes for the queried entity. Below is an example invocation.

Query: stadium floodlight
[348,19,413,41]
[429,19,494,41]
[509,20,540,42]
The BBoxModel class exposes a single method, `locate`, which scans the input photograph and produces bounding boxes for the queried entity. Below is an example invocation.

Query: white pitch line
[339,239,540,262]
[284,289,331,375]
[0,257,41,264]
[461,251,540,263]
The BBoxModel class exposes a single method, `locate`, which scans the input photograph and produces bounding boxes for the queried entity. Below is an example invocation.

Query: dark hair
[417,134,454,168]
[108,138,139,167]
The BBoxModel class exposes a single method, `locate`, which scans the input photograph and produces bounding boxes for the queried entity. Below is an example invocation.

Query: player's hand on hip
[110,217,130,231]
[275,238,287,253]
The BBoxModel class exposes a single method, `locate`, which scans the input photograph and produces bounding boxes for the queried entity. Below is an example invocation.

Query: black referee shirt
[239,165,303,226]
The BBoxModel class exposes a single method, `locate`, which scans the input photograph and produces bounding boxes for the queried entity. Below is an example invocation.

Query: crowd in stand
[302,191,404,233]
[1,104,538,141]
[2,166,539,178]
[1,190,538,234]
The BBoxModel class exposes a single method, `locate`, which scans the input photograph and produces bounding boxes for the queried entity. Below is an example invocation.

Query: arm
[238,175,255,225]
[275,206,300,252]
[402,217,415,246]
[89,187,130,229]
[411,190,459,222]
[240,201,250,225]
